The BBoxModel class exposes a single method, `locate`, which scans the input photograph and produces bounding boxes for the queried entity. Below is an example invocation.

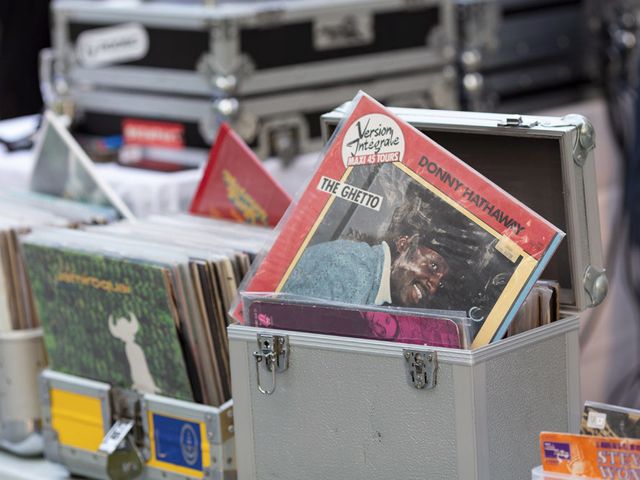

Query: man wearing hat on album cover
[282,232,449,308]
[281,182,491,311]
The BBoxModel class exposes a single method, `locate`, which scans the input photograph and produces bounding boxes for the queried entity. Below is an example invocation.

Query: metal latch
[403,349,438,390]
[253,334,289,395]
[497,116,539,128]
[99,419,144,480]
[100,389,145,480]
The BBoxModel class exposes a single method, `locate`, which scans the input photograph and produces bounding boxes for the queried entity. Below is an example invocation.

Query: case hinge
[497,116,539,128]
[253,334,289,395]
[583,265,608,307]
[403,349,438,390]
[561,114,596,166]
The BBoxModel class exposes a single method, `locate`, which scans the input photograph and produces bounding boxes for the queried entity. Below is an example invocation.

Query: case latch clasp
[497,116,539,128]
[98,419,144,480]
[253,334,289,395]
[403,349,438,390]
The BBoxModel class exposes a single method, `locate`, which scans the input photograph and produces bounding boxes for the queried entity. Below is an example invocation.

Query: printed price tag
[99,419,135,455]
[587,411,607,430]
[496,236,521,263]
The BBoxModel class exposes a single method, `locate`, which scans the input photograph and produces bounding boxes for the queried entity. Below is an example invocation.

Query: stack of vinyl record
[20,215,271,406]
[0,189,119,331]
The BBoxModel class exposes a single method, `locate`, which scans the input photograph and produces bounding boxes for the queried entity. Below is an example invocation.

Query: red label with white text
[122,119,184,149]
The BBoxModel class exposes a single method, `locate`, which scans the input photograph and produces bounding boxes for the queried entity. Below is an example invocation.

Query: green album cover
[22,242,193,401]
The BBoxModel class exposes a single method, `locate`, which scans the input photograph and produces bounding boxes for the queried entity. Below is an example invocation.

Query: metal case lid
[53,0,450,28]
[320,105,607,311]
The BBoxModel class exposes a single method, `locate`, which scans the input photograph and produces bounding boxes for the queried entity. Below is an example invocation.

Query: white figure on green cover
[108,312,160,394]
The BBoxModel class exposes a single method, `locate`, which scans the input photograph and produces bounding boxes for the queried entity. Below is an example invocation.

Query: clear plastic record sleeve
[581,401,640,439]
[231,92,565,348]
[242,293,471,349]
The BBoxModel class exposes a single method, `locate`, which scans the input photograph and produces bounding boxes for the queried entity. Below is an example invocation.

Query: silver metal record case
[229,319,580,480]
[227,106,607,480]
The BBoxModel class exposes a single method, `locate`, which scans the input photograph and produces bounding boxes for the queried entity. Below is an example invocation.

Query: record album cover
[233,92,564,348]
[248,298,463,348]
[30,111,134,220]
[581,401,640,439]
[540,432,640,479]
[22,241,193,401]
[190,123,291,227]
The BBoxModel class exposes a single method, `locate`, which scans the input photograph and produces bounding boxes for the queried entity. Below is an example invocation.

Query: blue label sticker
[543,441,571,461]
[152,413,202,471]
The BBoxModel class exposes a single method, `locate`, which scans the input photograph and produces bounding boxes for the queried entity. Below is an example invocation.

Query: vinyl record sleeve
[581,401,640,439]
[247,298,466,349]
[233,92,564,348]
[30,111,134,221]
[189,123,291,227]
[21,239,194,401]
[540,432,640,479]
[80,215,264,404]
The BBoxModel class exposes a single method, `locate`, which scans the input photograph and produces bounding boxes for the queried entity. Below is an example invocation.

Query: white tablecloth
[0,115,202,217]
[0,115,318,218]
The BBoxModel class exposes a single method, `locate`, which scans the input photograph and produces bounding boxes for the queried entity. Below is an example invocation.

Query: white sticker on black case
[76,23,149,68]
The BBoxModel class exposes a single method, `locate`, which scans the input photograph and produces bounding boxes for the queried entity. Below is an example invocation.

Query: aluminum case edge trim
[227,315,579,367]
